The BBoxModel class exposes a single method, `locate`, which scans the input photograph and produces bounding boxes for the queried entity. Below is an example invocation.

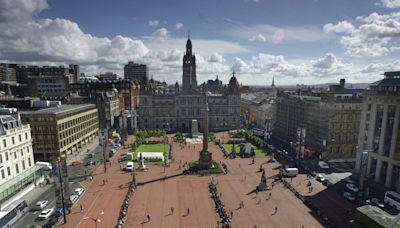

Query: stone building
[70,79,140,111]
[0,108,42,208]
[138,37,241,132]
[355,71,400,191]
[20,104,98,161]
[124,61,148,85]
[274,79,363,158]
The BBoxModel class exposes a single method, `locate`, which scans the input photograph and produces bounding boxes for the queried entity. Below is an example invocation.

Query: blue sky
[1,0,400,85]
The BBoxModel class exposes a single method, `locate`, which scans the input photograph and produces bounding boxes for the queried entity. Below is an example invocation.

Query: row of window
[0,157,32,180]
[0,146,31,164]
[1,132,30,149]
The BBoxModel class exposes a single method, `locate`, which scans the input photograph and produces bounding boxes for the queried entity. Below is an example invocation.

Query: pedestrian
[171,207,174,215]
[80,205,83,211]
[187,208,190,215]
[89,175,93,181]
[147,213,151,222]
[84,170,87,176]
[68,209,71,214]
[269,192,272,199]
[274,206,278,214]
[230,211,233,219]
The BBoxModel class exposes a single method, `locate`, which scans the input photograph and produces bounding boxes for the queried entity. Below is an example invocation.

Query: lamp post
[58,159,67,224]
[330,138,335,158]
[84,210,104,228]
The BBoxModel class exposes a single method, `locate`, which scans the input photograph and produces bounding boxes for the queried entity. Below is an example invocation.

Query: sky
[0,0,400,85]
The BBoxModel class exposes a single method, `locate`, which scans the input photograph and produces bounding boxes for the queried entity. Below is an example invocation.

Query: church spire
[271,75,275,87]
[186,31,192,54]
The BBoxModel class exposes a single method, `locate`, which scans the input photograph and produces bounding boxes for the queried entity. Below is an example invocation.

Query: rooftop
[21,104,96,116]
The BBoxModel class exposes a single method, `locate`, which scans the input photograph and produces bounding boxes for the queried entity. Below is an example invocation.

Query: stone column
[378,104,389,156]
[366,155,372,178]
[385,163,394,188]
[389,105,400,159]
[375,159,382,183]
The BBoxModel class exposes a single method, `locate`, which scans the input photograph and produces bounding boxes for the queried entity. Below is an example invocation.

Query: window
[15,164,19,174]
[18,135,22,142]
[28,157,31,167]
[25,132,28,140]
[368,104,372,111]
[20,149,23,156]
[1,170,4,179]
[2,139,6,148]
[5,152,8,161]
[14,152,16,159]
[7,167,10,176]
[11,137,15,145]
[22,160,25,170]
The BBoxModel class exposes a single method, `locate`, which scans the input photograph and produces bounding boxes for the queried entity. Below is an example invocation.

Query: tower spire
[188,30,190,40]
[272,75,275,87]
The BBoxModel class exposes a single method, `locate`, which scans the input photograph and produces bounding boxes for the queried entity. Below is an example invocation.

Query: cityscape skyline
[0,0,400,85]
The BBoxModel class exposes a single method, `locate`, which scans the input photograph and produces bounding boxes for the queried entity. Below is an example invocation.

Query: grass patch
[223,143,267,157]
[188,161,225,175]
[129,143,169,163]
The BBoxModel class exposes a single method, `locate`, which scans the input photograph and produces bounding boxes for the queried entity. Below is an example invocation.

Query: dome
[228,72,239,86]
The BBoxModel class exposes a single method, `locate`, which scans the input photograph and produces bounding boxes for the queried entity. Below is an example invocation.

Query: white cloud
[175,22,183,30]
[148,20,159,27]
[152,27,169,38]
[324,12,400,57]
[208,53,226,63]
[226,24,331,44]
[249,34,267,42]
[323,21,355,34]
[381,0,400,8]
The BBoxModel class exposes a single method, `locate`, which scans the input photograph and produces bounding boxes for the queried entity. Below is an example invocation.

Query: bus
[0,200,28,227]
[384,191,400,210]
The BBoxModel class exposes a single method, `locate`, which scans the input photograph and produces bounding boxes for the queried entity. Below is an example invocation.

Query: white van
[282,167,298,177]
[36,161,53,171]
[125,162,134,171]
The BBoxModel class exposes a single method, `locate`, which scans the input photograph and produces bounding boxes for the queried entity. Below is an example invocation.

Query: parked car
[346,183,359,192]
[365,198,385,208]
[34,200,49,210]
[43,214,59,228]
[74,188,84,196]
[38,208,54,220]
[343,192,356,202]
[316,174,326,182]
[70,195,79,203]
[85,160,95,166]
[54,207,64,217]
[71,160,83,166]
[318,161,330,169]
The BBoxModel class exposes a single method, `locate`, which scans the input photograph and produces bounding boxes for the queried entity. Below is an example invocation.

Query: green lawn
[223,143,267,157]
[136,144,169,153]
[130,143,169,163]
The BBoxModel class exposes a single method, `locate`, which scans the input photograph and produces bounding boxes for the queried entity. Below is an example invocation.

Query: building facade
[0,108,42,207]
[93,91,120,130]
[27,75,70,97]
[355,71,400,191]
[274,79,362,158]
[124,61,148,85]
[70,79,140,111]
[0,63,18,81]
[138,38,241,132]
[20,104,98,161]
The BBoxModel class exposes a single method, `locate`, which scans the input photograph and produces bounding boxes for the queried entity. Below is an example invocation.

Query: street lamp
[84,210,104,228]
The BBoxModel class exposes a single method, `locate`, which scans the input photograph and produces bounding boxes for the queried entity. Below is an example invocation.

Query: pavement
[59,135,135,228]
[124,137,324,228]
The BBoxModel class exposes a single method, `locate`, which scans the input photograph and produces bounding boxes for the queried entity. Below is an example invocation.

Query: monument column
[198,92,212,168]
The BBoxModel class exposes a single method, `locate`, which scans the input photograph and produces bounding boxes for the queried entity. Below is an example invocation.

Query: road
[13,179,84,228]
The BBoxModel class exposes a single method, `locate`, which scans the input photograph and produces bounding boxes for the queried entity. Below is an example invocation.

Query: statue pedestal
[198,150,213,168]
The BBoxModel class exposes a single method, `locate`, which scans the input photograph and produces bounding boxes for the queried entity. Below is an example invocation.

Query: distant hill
[250,82,371,90]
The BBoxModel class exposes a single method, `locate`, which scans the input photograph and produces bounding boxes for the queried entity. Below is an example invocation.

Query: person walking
[269,192,272,199]
[187,208,190,215]
[80,205,83,211]
[274,206,278,214]
[171,207,174,215]
[147,213,151,222]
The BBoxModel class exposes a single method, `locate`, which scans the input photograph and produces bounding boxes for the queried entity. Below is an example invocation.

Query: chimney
[339,79,345,88]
